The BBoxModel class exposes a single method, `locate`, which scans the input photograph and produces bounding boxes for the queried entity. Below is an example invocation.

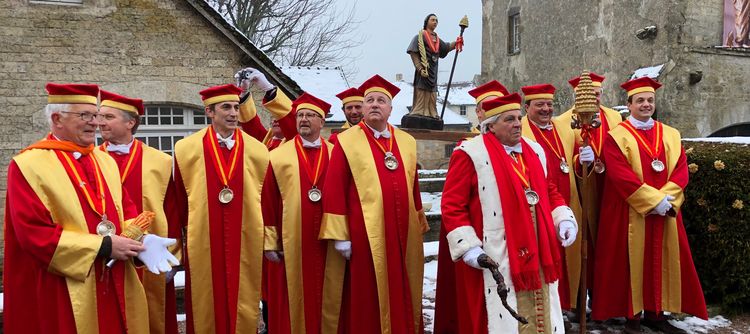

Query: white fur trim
[551,205,577,230]
[446,226,482,261]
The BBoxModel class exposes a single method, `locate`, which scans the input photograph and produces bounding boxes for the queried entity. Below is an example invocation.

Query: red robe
[4,146,147,334]
[591,121,707,320]
[239,89,297,142]
[434,136,567,334]
[262,137,344,334]
[103,140,179,334]
[320,124,427,334]
[173,127,269,333]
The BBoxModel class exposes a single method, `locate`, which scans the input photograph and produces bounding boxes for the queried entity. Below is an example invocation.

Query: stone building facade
[481,0,750,137]
[0,0,303,262]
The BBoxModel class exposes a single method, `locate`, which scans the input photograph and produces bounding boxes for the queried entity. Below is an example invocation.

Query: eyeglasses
[61,111,104,122]
[296,112,321,119]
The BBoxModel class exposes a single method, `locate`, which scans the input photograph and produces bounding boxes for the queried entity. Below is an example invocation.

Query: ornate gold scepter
[570,71,600,334]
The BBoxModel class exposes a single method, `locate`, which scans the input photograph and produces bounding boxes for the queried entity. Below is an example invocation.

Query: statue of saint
[406,14,462,119]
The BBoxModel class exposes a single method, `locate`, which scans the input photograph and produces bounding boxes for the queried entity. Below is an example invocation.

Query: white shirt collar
[216,131,236,150]
[503,143,523,155]
[628,116,655,130]
[300,136,322,148]
[531,120,554,131]
[365,123,391,139]
[106,139,135,155]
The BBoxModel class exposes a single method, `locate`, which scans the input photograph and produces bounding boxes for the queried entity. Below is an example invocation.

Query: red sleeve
[440,150,478,233]
[5,161,63,266]
[240,116,268,142]
[412,166,423,212]
[322,143,352,217]
[277,110,298,141]
[328,132,339,146]
[260,165,282,247]
[669,147,689,189]
[601,134,651,199]
[546,176,567,209]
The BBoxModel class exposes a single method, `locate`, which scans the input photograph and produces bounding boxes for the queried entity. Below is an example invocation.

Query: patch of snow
[669,315,731,334]
[420,192,443,213]
[1,292,3,312]
[684,137,750,144]
[418,169,448,175]
[438,82,477,106]
[424,241,439,257]
[176,314,186,322]
[280,66,351,120]
[631,64,665,79]
[174,271,185,288]
[419,177,446,182]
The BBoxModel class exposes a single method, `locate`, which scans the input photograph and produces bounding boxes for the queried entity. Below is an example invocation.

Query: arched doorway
[709,122,750,137]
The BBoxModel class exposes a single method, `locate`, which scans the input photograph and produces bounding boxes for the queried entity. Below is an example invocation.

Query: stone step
[418,170,447,193]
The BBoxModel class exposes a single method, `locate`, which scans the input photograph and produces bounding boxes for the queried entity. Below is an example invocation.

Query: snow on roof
[631,64,665,79]
[279,66,351,118]
[437,82,477,106]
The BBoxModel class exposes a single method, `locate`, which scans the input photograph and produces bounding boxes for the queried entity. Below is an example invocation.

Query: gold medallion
[96,215,116,237]
[525,189,540,206]
[593,159,606,174]
[308,187,322,202]
[384,152,399,171]
[219,187,234,204]
[651,159,665,173]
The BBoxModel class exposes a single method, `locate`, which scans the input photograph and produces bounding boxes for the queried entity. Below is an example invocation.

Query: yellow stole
[341,122,352,129]
[521,116,584,304]
[13,149,148,334]
[335,125,425,333]
[270,139,345,334]
[138,144,174,334]
[174,127,269,333]
[609,122,684,315]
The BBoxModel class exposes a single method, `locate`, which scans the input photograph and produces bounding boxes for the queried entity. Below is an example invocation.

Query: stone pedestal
[400,114,444,130]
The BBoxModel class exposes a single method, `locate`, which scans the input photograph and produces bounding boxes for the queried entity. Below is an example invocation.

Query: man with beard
[435,92,577,334]
[329,87,364,145]
[263,92,346,334]
[406,13,463,118]
[173,84,271,333]
[320,74,429,334]
[97,89,180,334]
[592,77,707,334]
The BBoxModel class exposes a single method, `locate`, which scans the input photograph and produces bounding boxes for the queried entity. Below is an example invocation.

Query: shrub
[682,141,750,314]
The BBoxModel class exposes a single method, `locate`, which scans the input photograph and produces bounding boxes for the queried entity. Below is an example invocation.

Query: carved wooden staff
[477,254,529,324]
[570,71,601,334]
[439,15,468,120]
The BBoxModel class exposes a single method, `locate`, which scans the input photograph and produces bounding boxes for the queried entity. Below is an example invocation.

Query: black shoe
[641,318,687,334]
[623,318,643,334]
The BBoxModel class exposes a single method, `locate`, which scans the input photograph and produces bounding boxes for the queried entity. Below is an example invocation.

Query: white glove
[137,235,180,275]
[334,240,352,260]
[649,195,675,216]
[461,246,486,269]
[557,220,578,247]
[264,250,284,263]
[579,146,595,164]
[234,67,274,92]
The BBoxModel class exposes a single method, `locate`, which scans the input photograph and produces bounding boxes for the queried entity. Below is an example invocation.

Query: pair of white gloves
[650,195,675,216]
[265,240,351,262]
[234,67,275,93]
[137,235,180,275]
[461,221,577,270]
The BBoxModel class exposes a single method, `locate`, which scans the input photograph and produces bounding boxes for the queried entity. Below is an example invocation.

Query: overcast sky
[333,1,482,86]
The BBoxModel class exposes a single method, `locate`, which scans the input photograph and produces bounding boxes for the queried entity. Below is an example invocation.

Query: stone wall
[0,0,277,264]
[481,0,750,137]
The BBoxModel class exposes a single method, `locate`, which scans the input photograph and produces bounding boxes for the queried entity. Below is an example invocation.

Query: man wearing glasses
[262,92,345,334]
[4,83,171,333]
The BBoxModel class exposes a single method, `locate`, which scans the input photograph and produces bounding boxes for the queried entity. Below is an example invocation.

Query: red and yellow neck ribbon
[423,30,440,53]
[621,120,663,160]
[101,140,141,184]
[509,152,531,189]
[207,126,243,187]
[361,123,395,155]
[535,125,567,162]
[294,135,327,187]
[57,150,106,218]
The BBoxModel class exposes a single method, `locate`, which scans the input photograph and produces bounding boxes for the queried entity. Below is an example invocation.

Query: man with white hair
[98,89,180,334]
[319,74,429,334]
[3,83,173,334]
[434,92,577,334]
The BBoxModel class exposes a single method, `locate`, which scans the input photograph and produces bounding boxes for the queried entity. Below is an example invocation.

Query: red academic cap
[482,93,522,118]
[46,83,99,105]
[468,80,510,104]
[568,72,605,90]
[335,87,364,105]
[521,84,556,102]
[100,89,144,115]
[199,84,243,106]
[292,92,331,118]
[620,77,662,97]
[358,74,400,100]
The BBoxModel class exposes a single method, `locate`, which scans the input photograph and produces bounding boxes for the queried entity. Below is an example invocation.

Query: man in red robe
[328,87,364,145]
[172,84,271,333]
[520,84,582,312]
[4,83,174,334]
[98,89,180,334]
[592,77,707,334]
[263,92,346,334]
[320,74,429,334]
[434,92,577,334]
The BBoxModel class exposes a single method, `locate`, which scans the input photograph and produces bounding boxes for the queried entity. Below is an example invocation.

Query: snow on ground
[174,271,185,288]
[669,315,731,334]
[421,192,443,214]
[422,260,439,333]
[424,241,439,257]
[684,136,750,144]
[418,169,448,176]
[631,64,665,79]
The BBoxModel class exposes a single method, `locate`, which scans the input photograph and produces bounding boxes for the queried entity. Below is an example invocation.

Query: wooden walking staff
[439,15,468,120]
[570,71,600,334]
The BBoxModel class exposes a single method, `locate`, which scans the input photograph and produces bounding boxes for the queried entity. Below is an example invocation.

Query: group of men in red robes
[434,75,707,334]
[4,66,707,334]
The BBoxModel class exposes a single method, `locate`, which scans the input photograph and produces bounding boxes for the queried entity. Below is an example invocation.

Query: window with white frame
[459,105,467,116]
[508,8,521,54]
